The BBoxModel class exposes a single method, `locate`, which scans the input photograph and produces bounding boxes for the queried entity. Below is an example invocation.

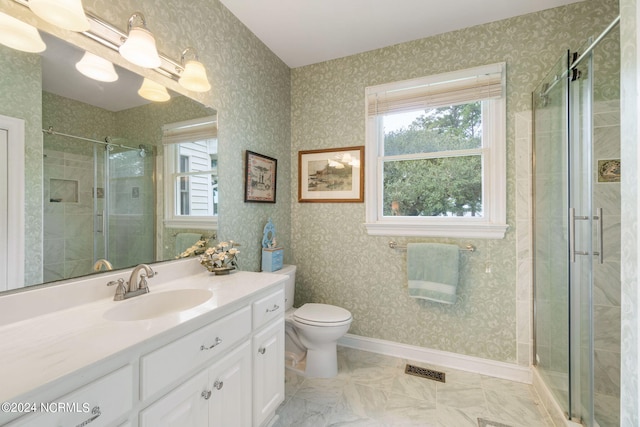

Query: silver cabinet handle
[258,347,266,354]
[75,406,101,427]
[214,380,223,390]
[266,304,280,313]
[201,390,212,400]
[201,337,222,351]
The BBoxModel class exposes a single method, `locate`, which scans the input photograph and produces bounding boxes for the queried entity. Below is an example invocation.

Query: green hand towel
[407,243,459,304]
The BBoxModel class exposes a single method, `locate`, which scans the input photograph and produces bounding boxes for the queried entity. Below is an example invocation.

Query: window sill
[164,217,218,230]
[364,221,508,239]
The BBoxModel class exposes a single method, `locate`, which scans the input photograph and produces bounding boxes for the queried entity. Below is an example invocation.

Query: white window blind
[366,63,504,116]
[162,116,217,145]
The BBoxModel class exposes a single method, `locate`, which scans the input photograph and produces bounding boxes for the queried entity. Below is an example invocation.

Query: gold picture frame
[298,146,364,203]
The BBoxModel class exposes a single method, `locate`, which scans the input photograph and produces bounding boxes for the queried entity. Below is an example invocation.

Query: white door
[209,341,252,427]
[0,115,25,291]
[253,320,285,427]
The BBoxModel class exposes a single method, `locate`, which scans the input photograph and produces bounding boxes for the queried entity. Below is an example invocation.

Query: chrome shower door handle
[596,207,604,264]
[570,208,576,263]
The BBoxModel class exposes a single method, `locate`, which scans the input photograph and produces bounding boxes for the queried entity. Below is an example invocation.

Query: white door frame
[0,114,25,291]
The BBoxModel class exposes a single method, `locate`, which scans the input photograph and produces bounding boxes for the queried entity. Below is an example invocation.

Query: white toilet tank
[277,265,297,311]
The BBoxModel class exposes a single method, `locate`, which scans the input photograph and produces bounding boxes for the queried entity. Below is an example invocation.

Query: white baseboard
[338,333,532,384]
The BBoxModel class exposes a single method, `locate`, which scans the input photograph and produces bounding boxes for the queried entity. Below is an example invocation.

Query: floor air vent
[404,364,445,383]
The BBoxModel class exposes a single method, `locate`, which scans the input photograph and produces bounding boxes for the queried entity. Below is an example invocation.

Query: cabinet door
[253,319,284,427]
[208,341,252,427]
[140,370,209,427]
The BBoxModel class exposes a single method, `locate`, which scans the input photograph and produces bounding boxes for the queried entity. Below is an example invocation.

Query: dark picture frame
[298,146,364,203]
[244,151,277,203]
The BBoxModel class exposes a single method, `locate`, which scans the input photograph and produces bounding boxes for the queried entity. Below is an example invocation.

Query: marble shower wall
[291,0,619,363]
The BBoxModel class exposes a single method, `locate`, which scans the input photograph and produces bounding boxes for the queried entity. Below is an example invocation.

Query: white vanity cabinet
[140,342,251,427]
[0,270,286,427]
[6,365,133,427]
[252,290,285,427]
[139,286,284,427]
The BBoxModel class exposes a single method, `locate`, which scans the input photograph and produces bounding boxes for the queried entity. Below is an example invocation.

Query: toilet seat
[293,303,352,327]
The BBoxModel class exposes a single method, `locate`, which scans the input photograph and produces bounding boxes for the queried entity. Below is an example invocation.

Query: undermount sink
[104,288,213,321]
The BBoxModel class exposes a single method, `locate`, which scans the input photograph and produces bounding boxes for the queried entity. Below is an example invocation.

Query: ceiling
[219,0,583,68]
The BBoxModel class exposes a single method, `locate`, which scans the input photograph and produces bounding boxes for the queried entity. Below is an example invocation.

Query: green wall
[290,0,619,363]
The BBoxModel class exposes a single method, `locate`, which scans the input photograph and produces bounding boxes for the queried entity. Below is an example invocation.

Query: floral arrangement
[200,241,240,272]
[178,239,240,273]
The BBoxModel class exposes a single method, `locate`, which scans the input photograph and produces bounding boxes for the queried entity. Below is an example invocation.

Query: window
[364,63,507,239]
[163,116,218,229]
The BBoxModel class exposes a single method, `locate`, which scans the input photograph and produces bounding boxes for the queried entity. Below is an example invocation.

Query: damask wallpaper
[0,0,292,285]
[0,44,43,286]
[290,0,619,363]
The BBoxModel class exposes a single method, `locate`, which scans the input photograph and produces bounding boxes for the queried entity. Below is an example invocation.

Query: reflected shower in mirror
[0,23,217,293]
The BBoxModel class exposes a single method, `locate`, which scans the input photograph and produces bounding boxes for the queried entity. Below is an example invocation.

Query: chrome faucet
[93,258,113,272]
[106,264,156,301]
[126,264,155,297]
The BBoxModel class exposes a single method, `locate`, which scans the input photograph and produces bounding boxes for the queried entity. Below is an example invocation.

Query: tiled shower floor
[274,347,553,427]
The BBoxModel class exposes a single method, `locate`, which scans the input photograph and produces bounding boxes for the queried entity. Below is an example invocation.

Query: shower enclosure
[42,130,155,282]
[533,17,620,427]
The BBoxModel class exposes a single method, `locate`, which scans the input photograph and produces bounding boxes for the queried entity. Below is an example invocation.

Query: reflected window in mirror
[163,116,218,229]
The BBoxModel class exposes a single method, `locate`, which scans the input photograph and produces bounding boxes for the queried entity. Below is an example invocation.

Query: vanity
[0,259,286,427]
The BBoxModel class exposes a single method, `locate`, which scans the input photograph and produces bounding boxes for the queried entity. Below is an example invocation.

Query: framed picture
[298,146,364,203]
[245,151,277,203]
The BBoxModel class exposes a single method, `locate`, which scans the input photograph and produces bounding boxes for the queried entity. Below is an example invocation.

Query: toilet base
[302,342,338,378]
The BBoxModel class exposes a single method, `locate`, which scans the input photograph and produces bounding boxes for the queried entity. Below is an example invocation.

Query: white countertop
[0,263,286,405]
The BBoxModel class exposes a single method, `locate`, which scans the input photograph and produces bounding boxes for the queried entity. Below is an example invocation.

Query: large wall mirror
[0,7,218,295]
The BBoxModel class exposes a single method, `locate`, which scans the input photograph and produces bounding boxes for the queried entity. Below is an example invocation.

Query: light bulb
[75,51,118,82]
[0,12,46,53]
[138,78,170,102]
[28,0,89,32]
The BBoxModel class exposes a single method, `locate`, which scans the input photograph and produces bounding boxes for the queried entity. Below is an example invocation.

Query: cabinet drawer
[252,289,285,330]
[8,365,132,427]
[141,306,251,400]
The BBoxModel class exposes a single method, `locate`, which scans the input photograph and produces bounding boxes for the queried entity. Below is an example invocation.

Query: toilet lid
[293,303,352,324]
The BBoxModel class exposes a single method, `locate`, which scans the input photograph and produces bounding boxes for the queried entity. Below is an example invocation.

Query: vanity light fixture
[119,12,161,69]
[138,78,170,102]
[0,12,46,53]
[178,47,211,92]
[28,0,89,32]
[75,51,118,82]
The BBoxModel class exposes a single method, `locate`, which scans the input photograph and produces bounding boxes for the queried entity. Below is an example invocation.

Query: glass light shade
[178,60,211,92]
[75,52,118,82]
[28,0,89,32]
[119,27,161,68]
[0,13,46,53]
[138,78,170,102]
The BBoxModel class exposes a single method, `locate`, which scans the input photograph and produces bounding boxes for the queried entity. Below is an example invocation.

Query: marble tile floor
[274,347,554,427]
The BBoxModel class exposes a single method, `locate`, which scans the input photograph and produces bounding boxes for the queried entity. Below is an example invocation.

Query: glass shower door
[568,45,595,426]
[533,52,571,417]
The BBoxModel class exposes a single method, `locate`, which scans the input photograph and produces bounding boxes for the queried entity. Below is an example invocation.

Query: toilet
[278,265,352,378]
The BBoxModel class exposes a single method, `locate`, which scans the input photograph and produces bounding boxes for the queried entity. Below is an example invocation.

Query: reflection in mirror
[0,22,217,294]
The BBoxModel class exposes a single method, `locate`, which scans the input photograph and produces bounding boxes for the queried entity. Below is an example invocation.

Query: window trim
[364,63,508,239]
[163,117,218,230]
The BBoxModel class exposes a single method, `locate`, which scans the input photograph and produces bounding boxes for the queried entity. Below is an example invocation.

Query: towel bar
[388,241,475,252]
